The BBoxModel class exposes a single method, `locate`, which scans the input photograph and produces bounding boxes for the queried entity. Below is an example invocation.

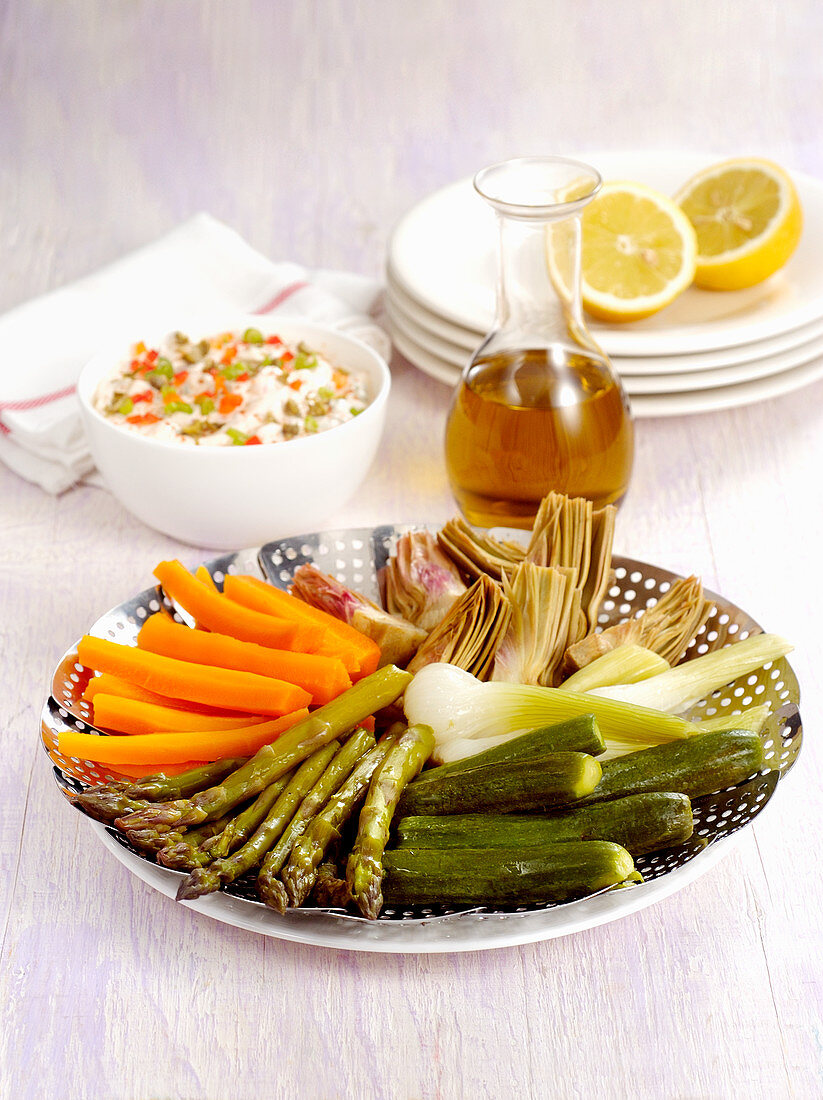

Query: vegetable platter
[41,526,802,953]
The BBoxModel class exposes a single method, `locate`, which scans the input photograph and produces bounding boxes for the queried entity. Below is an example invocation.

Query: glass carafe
[444,156,634,529]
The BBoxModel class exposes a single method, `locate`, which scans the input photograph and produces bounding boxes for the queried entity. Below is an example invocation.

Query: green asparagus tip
[176,866,222,901]
[281,865,308,908]
[157,843,204,871]
[73,789,142,823]
[259,876,289,914]
[116,799,199,834]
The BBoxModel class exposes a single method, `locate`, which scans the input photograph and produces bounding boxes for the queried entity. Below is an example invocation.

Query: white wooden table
[2,3,821,1097]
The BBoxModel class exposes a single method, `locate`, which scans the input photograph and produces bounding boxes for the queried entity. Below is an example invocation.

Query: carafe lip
[474,156,602,220]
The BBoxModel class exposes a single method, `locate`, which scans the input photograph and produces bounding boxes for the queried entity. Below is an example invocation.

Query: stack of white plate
[385,151,823,417]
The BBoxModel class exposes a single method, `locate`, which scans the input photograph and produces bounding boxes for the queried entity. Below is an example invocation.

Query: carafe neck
[494,211,584,345]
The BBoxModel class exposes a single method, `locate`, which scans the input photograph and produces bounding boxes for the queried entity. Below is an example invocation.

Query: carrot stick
[137,612,351,705]
[153,560,325,652]
[58,709,310,766]
[83,673,169,706]
[195,565,219,592]
[193,565,220,627]
[90,693,271,737]
[77,635,311,717]
[224,574,380,676]
[106,760,209,779]
[82,673,247,716]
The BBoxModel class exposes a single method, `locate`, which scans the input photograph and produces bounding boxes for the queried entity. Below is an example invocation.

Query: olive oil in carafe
[445,347,634,529]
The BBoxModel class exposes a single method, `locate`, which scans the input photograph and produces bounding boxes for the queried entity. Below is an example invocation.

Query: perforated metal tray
[41,527,802,933]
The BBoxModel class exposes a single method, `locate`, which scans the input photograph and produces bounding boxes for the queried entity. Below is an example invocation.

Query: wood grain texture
[2,2,822,1098]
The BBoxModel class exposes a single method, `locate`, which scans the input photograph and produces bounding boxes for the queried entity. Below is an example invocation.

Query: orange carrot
[195,565,218,592]
[154,560,325,652]
[137,612,351,705]
[77,635,311,717]
[83,673,170,706]
[193,565,220,627]
[58,709,310,765]
[90,693,271,736]
[82,673,255,716]
[224,574,380,677]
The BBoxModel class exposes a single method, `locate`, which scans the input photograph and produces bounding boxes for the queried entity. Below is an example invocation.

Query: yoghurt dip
[93,328,369,446]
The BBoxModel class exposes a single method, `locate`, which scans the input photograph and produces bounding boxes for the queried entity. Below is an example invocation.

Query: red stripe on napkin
[0,384,77,413]
[254,280,310,314]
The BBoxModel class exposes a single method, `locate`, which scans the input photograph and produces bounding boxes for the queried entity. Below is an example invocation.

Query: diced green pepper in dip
[93,330,369,445]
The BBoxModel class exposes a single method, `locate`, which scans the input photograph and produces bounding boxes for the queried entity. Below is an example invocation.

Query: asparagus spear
[176,742,341,901]
[74,757,251,823]
[312,862,353,909]
[346,723,435,920]
[148,814,237,864]
[116,666,411,840]
[161,772,293,871]
[281,733,399,908]
[257,727,376,913]
[156,780,293,870]
[114,757,249,801]
[72,788,151,823]
[197,772,293,861]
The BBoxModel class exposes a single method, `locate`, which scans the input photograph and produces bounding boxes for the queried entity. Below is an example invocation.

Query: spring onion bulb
[403,663,699,763]
[587,633,792,714]
[561,645,670,693]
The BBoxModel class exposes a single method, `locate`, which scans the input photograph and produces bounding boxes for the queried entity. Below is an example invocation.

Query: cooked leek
[403,663,699,764]
[693,704,771,735]
[587,633,793,713]
[561,645,671,693]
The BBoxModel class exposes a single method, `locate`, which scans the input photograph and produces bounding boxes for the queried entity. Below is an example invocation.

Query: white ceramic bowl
[78,316,391,549]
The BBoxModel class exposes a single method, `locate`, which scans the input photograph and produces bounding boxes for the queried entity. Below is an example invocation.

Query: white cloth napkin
[0,213,390,494]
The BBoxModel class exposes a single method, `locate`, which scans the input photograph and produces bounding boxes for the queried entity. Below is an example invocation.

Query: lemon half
[579,181,698,322]
[675,158,803,291]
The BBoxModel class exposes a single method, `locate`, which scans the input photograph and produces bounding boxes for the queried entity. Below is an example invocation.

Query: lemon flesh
[579,182,697,323]
[675,158,803,291]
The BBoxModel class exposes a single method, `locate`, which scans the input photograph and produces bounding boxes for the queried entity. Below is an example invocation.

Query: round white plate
[386,269,481,351]
[387,290,823,395]
[388,271,823,375]
[390,314,823,414]
[387,150,823,357]
[630,352,823,417]
[47,537,801,954]
[93,816,744,953]
[390,325,460,387]
[624,337,823,394]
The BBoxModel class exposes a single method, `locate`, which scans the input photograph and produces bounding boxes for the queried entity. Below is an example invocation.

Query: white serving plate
[387,150,823,357]
[386,275,823,376]
[386,286,823,394]
[44,532,801,953]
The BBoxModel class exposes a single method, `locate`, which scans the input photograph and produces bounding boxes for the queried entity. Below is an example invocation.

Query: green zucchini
[396,752,602,816]
[583,730,766,804]
[382,841,635,906]
[394,791,694,856]
[414,715,606,787]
